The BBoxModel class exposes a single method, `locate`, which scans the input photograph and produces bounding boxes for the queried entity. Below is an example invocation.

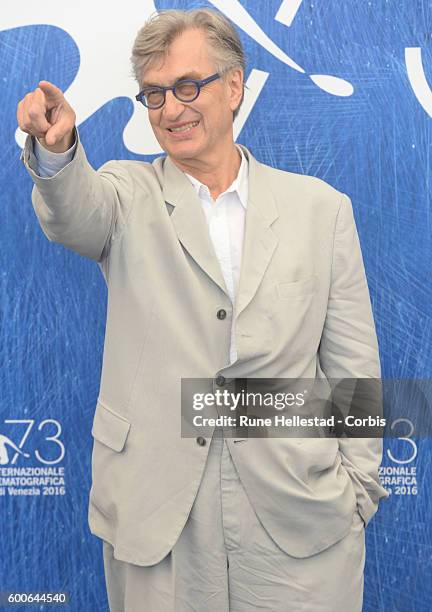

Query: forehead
[142,28,216,86]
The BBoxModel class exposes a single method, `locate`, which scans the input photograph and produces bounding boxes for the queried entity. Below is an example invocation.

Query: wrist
[38,129,75,153]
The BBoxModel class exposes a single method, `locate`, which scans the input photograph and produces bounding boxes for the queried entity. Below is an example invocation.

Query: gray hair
[130,8,246,120]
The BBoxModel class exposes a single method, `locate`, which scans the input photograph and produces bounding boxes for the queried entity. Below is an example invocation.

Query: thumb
[44,118,71,147]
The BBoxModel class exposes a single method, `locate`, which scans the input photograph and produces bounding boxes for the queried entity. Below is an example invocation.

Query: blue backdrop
[1,1,431,610]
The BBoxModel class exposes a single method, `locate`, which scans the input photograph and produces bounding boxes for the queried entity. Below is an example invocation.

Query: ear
[227,68,244,114]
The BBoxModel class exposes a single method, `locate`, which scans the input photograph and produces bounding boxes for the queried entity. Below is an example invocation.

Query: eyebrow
[141,72,203,88]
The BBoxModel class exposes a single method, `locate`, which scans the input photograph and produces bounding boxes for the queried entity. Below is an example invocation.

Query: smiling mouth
[167,120,200,133]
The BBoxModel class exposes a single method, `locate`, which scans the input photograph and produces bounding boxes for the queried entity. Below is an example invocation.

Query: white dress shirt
[184,147,248,364]
[33,138,249,365]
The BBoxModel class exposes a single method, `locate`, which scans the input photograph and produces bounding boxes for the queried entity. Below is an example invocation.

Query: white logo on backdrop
[208,0,353,96]
[0,420,66,497]
[6,1,355,155]
[0,433,30,465]
[379,418,418,498]
[405,47,432,117]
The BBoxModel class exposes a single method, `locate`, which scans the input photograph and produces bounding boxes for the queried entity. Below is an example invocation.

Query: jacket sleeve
[20,126,134,263]
[319,193,389,526]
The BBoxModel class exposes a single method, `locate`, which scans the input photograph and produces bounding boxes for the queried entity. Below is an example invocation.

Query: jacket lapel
[153,154,229,297]
[235,145,279,319]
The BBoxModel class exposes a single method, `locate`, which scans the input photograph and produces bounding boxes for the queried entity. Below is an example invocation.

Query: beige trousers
[102,430,365,612]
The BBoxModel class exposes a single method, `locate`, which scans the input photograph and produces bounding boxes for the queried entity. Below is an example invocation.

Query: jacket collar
[183,144,248,210]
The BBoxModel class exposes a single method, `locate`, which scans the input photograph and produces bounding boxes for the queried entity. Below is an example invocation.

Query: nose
[162,89,186,119]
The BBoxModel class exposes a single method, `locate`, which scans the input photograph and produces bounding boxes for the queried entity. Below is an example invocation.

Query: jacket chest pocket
[276,274,317,299]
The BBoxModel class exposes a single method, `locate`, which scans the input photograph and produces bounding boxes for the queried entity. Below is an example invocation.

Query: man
[17,8,388,612]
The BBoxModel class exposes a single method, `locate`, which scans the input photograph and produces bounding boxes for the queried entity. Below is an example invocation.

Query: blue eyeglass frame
[135,72,221,108]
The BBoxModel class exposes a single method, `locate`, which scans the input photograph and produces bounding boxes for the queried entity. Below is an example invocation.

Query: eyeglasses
[135,73,221,109]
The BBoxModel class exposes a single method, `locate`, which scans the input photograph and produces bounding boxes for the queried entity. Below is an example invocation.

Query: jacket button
[215,375,226,387]
[196,436,206,446]
[217,309,227,320]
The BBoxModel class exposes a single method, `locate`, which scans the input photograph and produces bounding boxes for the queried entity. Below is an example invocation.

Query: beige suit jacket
[21,129,388,566]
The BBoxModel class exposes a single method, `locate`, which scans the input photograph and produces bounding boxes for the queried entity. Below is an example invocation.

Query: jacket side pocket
[91,399,131,452]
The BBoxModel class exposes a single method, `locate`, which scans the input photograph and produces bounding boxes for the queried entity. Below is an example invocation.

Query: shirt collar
[184,145,248,209]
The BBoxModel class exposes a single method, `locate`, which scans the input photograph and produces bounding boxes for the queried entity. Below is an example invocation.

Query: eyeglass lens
[145,81,199,107]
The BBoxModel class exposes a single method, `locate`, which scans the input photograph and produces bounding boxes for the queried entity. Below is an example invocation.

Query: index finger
[38,80,65,103]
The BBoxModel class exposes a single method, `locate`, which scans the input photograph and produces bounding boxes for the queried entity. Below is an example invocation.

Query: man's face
[141,28,243,164]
